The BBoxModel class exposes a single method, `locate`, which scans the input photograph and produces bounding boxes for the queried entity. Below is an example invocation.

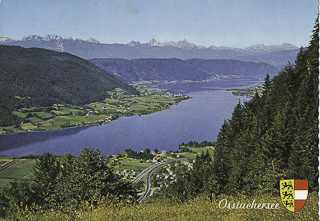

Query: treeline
[125,148,154,160]
[0,148,135,218]
[159,152,214,201]
[159,18,319,199]
[179,141,215,148]
[212,20,318,194]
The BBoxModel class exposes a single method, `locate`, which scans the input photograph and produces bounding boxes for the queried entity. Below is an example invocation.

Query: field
[227,86,263,97]
[181,146,214,157]
[0,159,36,186]
[1,87,188,134]
[0,159,13,167]
[115,158,152,173]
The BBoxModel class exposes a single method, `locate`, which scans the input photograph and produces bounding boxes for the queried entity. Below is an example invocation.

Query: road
[131,160,173,184]
[0,159,20,171]
[135,158,191,202]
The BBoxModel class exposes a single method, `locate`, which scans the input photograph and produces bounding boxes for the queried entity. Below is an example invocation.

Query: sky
[0,0,318,48]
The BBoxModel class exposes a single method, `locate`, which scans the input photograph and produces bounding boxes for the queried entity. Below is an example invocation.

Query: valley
[0,82,251,157]
[0,1,318,220]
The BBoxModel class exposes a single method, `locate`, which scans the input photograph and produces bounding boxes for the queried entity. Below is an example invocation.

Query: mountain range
[0,35,300,69]
[89,58,279,84]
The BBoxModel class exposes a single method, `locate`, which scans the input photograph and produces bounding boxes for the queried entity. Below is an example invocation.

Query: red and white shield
[280,179,308,212]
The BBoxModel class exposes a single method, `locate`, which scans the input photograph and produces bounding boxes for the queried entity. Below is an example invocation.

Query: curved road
[132,162,162,184]
[136,158,192,202]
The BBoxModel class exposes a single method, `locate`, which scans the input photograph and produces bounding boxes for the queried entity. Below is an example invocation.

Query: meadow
[0,158,36,187]
[0,87,188,134]
[7,192,318,220]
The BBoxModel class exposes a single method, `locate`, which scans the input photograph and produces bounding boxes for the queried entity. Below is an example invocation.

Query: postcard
[0,0,318,219]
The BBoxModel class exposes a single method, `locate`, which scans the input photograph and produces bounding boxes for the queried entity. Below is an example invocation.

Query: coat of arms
[280,179,308,212]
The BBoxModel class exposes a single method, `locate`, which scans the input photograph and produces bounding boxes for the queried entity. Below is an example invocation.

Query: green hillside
[212,19,319,194]
[156,19,319,200]
[0,45,139,126]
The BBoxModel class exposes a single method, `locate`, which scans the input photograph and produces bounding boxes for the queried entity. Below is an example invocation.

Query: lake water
[0,79,260,156]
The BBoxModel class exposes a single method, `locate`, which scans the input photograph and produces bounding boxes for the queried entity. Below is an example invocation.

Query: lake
[0,79,260,156]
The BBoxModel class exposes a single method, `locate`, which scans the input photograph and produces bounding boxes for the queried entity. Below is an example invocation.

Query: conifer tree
[210,17,319,194]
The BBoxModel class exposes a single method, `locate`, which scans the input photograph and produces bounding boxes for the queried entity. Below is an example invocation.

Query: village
[110,146,212,197]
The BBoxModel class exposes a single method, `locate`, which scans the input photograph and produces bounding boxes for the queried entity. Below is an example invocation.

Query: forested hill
[0,45,139,126]
[213,20,319,193]
[162,19,319,199]
[90,58,279,84]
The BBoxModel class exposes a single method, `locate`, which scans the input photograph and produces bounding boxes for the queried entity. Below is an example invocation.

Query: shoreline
[0,95,190,136]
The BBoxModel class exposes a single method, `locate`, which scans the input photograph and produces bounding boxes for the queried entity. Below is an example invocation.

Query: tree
[32,152,60,204]
[212,120,233,194]
[261,74,271,96]
[288,17,319,191]
[193,141,199,148]
[52,148,136,206]
[208,17,319,196]
[0,180,35,217]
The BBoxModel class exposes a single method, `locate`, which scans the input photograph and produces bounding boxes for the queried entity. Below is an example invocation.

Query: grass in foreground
[8,192,318,220]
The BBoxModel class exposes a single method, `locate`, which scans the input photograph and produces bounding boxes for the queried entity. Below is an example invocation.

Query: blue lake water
[0,79,260,156]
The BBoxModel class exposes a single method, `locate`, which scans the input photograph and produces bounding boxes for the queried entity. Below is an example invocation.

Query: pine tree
[288,17,319,191]
[210,17,319,195]
[212,120,233,194]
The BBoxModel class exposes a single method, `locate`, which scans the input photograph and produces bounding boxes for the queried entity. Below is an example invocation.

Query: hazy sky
[0,0,318,48]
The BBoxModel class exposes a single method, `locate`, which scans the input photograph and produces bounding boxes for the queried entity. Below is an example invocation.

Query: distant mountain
[0,45,139,125]
[129,39,201,49]
[0,36,14,43]
[89,58,279,84]
[244,43,299,52]
[0,35,300,69]
[126,39,298,52]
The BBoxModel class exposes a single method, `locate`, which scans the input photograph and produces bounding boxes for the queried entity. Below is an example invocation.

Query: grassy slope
[9,192,318,220]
